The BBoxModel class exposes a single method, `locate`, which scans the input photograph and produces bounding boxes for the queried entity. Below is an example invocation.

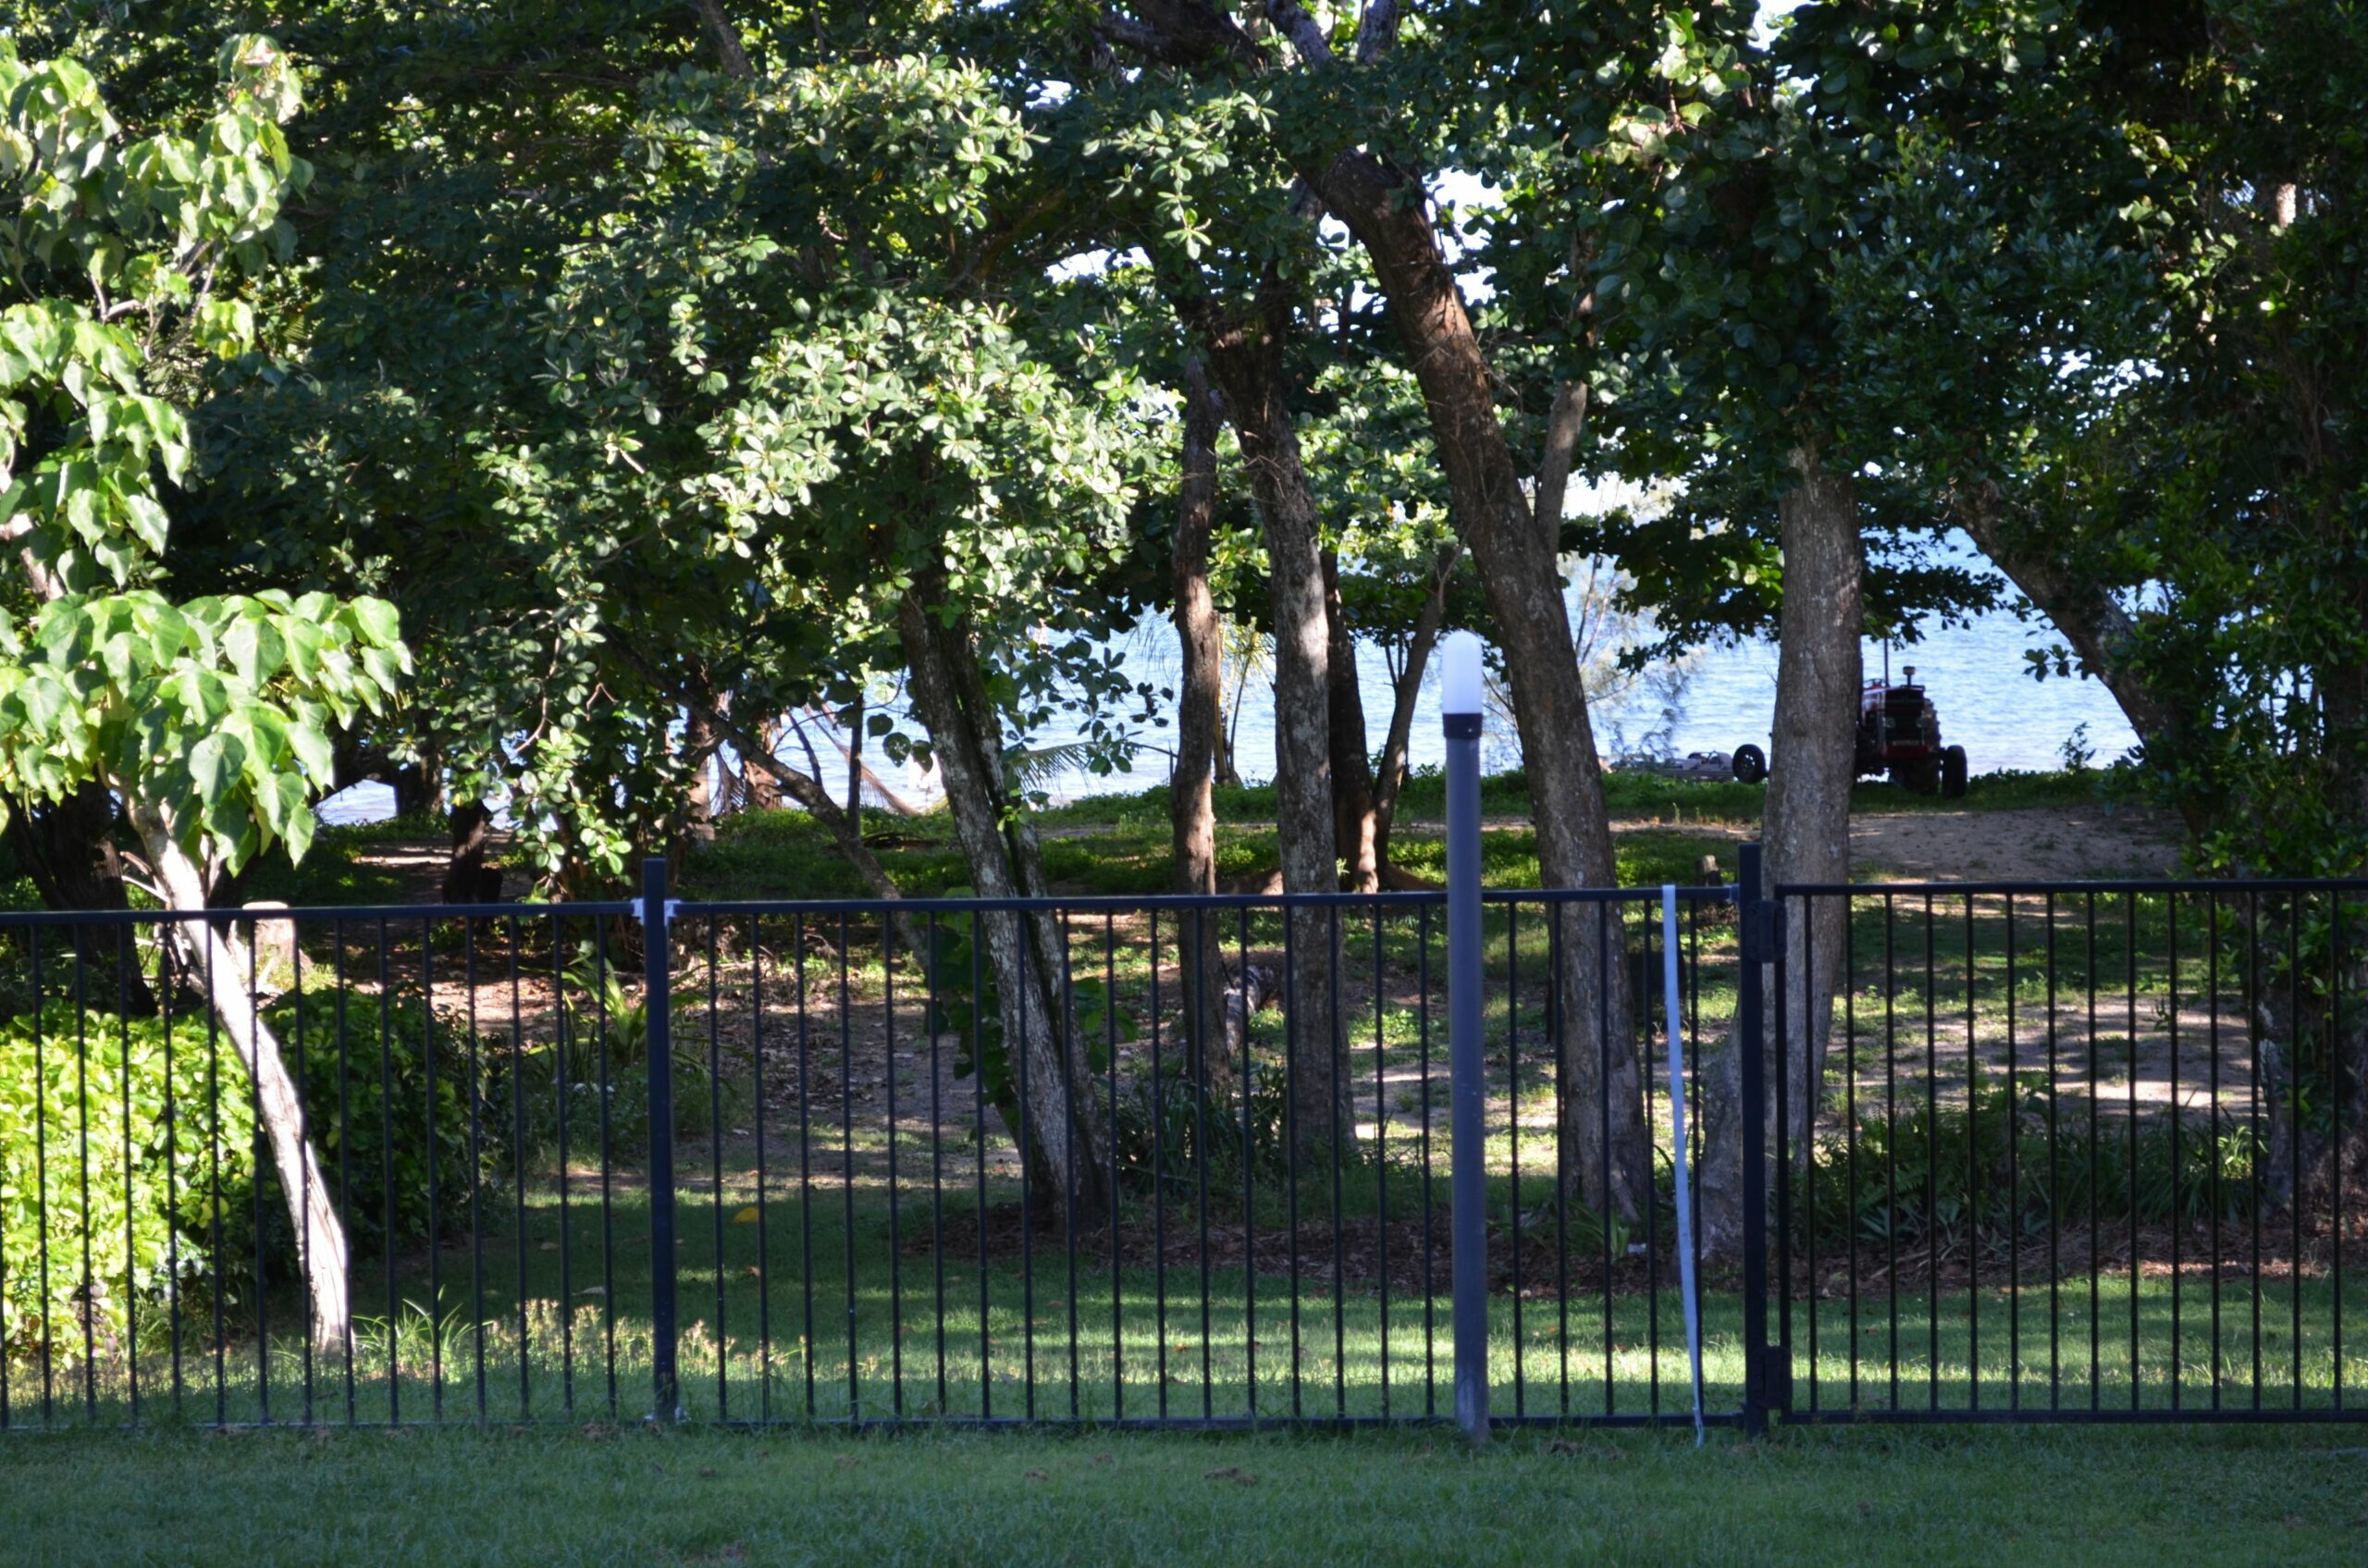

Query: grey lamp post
[1442,632,1489,1447]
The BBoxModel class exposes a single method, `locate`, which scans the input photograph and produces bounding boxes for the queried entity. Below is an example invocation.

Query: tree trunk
[743,718,785,810]
[390,761,435,821]
[1196,286,1346,1154]
[127,800,351,1352]
[841,695,865,829]
[1170,356,1232,1097]
[1323,550,1380,893]
[896,586,1112,1224]
[680,699,722,849]
[440,800,498,903]
[1215,679,1243,789]
[800,706,928,816]
[1699,451,1864,1260]
[2,782,155,1009]
[1301,148,1649,1218]
[1370,543,1460,869]
[690,0,754,80]
[1953,480,2195,825]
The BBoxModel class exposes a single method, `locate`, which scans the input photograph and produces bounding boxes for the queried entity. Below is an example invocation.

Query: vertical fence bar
[1664,886,1704,1445]
[1442,633,1488,1447]
[1736,843,1772,1437]
[642,857,679,1423]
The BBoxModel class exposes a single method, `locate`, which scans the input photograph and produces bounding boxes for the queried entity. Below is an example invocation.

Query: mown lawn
[1,1420,2359,1567]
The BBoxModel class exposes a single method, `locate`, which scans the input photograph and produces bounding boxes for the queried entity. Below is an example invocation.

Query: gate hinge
[1738,897,1784,963]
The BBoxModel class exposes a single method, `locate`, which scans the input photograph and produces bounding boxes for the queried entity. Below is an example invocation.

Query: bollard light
[1440,630,1485,732]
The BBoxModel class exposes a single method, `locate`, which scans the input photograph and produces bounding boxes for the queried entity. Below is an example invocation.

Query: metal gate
[1750,863,2364,1426]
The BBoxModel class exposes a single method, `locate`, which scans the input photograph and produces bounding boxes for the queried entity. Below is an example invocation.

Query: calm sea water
[1034,591,2134,801]
[318,539,2136,825]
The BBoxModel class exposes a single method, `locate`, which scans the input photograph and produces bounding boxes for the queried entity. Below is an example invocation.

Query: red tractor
[1854,662,1967,796]
[1726,660,1969,797]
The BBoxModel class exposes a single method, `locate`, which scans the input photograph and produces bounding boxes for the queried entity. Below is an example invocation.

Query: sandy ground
[1587,804,2184,883]
[1844,804,2183,882]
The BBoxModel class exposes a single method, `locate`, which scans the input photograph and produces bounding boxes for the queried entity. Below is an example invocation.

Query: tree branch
[1263,0,1335,67]
[1531,379,1588,544]
[613,651,914,915]
[1113,4,1262,68]
[687,0,754,80]
[1354,0,1401,63]
[1092,12,1200,68]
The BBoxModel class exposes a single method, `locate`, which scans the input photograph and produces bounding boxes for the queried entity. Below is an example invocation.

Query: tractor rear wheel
[1941,745,1968,799]
[1732,744,1767,784]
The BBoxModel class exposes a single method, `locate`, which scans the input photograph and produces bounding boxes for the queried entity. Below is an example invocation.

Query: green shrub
[1801,1076,2262,1255]
[0,1004,258,1365]
[503,942,736,1152]
[1,985,512,1366]
[265,984,515,1261]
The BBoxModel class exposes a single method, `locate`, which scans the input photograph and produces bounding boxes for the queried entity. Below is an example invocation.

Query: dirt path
[349,832,520,904]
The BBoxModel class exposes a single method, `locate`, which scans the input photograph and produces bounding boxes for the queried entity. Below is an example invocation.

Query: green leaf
[349,597,401,648]
[186,731,245,808]
[279,796,315,864]
[287,717,333,784]
[222,614,285,686]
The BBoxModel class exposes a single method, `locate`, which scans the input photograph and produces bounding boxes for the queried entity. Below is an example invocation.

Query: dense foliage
[0,0,2360,1305]
[0,988,503,1362]
[0,1002,254,1363]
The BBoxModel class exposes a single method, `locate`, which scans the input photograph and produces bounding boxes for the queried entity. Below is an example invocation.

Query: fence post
[1442,633,1489,1448]
[1736,841,1772,1437]
[642,855,680,1423]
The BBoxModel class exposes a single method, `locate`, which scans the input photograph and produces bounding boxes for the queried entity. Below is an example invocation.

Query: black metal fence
[0,858,2359,1432]
[1768,878,2367,1423]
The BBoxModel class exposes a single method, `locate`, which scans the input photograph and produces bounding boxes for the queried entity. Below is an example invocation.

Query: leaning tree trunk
[1698,451,1863,1260]
[1170,356,1232,1098]
[1371,543,1460,871]
[1952,479,2202,835]
[896,586,1112,1224]
[1197,284,1347,1154]
[1323,550,1379,894]
[1302,149,1650,1219]
[127,799,352,1352]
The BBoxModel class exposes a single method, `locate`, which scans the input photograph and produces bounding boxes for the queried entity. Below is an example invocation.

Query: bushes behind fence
[0,987,509,1368]
[1803,1077,2265,1258]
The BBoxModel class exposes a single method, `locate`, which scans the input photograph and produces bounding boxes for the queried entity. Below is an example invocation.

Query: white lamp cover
[1441,630,1485,717]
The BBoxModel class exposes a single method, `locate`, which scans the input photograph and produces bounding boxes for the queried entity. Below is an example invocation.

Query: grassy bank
[681,766,2136,903]
[1,1421,2358,1567]
[221,765,2134,908]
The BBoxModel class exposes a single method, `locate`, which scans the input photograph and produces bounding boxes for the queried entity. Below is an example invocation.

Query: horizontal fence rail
[0,859,2357,1434]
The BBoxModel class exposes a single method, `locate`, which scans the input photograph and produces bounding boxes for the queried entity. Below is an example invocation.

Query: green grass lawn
[22,1154,2361,1432]
[1,1420,2359,1567]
